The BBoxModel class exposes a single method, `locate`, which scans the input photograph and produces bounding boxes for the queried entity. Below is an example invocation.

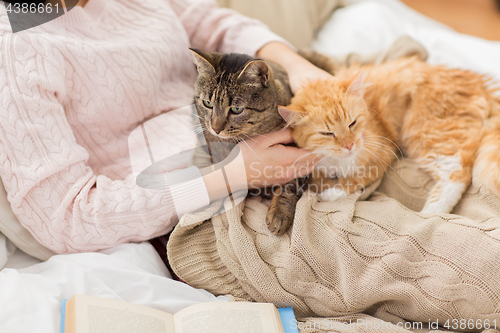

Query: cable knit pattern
[167,157,500,332]
[0,0,285,253]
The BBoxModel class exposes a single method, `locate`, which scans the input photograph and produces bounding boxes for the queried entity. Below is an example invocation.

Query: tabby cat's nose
[212,127,223,134]
[345,143,354,151]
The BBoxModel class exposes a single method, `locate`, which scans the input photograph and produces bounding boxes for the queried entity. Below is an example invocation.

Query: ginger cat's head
[279,73,370,160]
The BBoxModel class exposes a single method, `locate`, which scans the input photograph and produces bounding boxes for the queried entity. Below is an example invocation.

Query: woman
[0,0,330,254]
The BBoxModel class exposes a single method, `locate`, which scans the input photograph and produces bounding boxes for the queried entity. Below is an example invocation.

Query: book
[61,294,299,333]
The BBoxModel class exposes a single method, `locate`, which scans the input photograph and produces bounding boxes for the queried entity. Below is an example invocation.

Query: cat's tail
[473,95,500,198]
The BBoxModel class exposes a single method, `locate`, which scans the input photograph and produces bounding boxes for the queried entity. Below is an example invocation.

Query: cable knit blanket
[168,157,500,333]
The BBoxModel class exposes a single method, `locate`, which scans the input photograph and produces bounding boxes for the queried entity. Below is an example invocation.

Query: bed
[2,0,500,332]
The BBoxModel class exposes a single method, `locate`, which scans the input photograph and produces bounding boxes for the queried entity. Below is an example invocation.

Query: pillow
[0,179,55,261]
[217,0,342,49]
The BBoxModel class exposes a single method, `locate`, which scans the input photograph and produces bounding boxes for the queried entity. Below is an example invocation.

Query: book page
[70,294,175,333]
[173,302,284,333]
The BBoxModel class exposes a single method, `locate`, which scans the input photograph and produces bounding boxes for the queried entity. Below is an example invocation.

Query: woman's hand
[202,129,318,202]
[286,60,334,95]
[236,129,318,190]
[256,42,333,94]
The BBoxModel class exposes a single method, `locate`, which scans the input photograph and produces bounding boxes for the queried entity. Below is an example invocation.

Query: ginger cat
[278,56,500,214]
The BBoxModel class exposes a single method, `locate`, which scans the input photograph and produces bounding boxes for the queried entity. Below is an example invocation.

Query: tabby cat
[278,56,500,214]
[190,49,291,159]
[190,49,305,234]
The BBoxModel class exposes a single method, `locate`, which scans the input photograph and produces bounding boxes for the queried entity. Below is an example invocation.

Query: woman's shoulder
[0,19,66,98]
[0,9,65,60]
[0,30,65,77]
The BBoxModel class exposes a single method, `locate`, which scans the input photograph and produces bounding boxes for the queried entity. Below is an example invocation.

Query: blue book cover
[60,299,67,333]
[278,307,299,333]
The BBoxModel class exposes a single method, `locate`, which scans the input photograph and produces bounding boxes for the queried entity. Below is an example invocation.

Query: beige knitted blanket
[168,157,500,333]
[167,37,500,332]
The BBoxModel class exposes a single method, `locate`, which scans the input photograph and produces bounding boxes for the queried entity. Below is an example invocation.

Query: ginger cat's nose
[345,143,354,151]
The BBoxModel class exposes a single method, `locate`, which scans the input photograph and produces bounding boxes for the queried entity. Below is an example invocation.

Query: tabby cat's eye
[320,132,336,137]
[349,120,357,128]
[230,106,244,114]
[203,100,213,108]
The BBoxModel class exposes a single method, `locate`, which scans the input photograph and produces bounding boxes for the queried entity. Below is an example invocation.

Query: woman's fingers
[233,128,320,188]
[271,144,317,166]
[288,61,334,95]
[252,129,318,165]
[254,128,295,147]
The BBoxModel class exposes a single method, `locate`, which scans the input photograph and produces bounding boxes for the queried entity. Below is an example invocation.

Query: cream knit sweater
[0,0,284,253]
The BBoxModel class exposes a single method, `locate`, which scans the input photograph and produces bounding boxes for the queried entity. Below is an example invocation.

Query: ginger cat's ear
[278,106,302,126]
[347,71,371,97]
[189,48,216,76]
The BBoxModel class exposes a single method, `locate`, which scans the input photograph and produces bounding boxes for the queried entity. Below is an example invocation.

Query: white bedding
[314,0,500,85]
[0,238,225,332]
[1,0,500,332]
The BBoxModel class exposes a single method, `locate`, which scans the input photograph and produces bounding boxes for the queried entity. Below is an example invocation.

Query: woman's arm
[169,0,333,93]
[168,0,292,57]
[256,41,333,94]
[0,36,186,254]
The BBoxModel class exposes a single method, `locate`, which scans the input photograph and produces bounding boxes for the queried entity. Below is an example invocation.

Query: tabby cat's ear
[189,48,216,76]
[346,71,371,97]
[278,106,302,125]
[237,60,270,87]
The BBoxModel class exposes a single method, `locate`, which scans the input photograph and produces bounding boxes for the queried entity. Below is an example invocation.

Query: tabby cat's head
[190,49,286,140]
[279,73,370,159]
